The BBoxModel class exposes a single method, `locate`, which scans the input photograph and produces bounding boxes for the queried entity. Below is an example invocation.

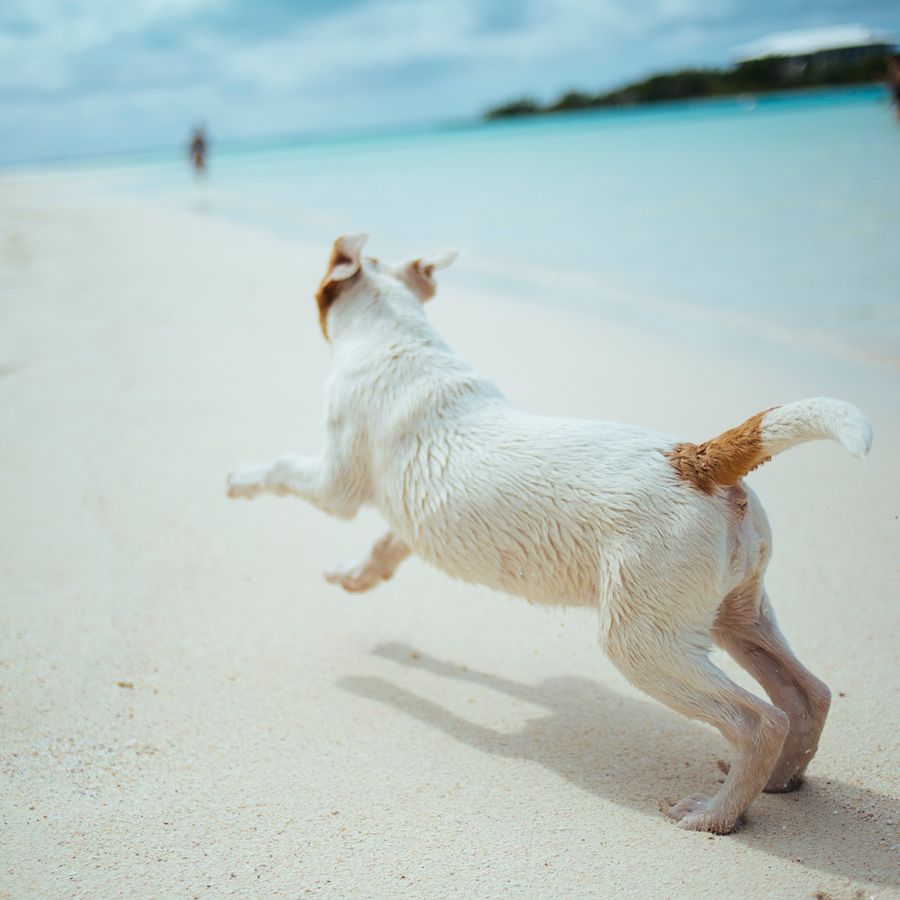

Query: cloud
[1,0,898,162]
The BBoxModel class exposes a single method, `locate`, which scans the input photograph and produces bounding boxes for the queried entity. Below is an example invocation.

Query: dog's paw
[763,773,804,794]
[667,793,711,822]
[226,466,264,499]
[667,793,742,835]
[324,560,385,593]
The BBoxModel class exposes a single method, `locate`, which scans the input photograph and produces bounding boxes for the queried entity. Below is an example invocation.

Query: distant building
[733,24,896,75]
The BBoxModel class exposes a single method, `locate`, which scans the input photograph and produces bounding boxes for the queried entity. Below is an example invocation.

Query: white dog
[227,234,872,835]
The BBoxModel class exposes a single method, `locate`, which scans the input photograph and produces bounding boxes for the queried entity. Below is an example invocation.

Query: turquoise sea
[33,85,900,366]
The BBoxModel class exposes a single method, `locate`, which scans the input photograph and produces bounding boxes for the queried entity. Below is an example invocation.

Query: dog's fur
[227,234,872,835]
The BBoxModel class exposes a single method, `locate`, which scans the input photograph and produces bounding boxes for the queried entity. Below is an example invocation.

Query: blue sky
[1,0,898,164]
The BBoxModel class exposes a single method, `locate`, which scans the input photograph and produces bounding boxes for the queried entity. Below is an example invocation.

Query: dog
[227,233,872,834]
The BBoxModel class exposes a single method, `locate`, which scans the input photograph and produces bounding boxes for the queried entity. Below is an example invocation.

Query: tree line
[485,53,892,119]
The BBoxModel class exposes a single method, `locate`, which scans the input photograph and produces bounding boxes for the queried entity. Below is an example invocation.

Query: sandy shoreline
[1,179,898,898]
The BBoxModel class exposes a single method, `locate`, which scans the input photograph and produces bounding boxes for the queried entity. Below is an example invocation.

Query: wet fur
[228,234,871,835]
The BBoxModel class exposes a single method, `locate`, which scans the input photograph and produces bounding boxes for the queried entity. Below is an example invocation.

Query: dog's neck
[327,280,448,356]
[326,278,506,409]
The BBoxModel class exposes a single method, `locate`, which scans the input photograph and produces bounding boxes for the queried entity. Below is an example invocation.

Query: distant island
[484,53,891,120]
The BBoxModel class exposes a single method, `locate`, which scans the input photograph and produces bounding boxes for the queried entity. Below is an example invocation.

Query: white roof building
[733,24,895,63]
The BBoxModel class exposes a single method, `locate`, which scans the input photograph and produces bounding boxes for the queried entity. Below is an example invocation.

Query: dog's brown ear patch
[315,233,368,339]
[667,408,776,493]
[395,250,457,301]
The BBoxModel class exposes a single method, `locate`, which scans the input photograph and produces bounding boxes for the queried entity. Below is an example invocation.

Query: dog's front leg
[324,530,411,592]
[227,455,359,518]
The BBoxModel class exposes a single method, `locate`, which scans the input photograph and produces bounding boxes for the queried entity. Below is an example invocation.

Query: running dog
[227,233,872,834]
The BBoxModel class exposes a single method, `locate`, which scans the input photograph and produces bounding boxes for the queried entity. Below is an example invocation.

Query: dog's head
[315,234,457,340]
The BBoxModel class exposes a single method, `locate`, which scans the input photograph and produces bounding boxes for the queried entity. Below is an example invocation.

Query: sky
[1,0,898,164]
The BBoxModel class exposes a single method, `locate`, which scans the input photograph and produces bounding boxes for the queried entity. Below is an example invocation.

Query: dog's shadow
[339,642,898,887]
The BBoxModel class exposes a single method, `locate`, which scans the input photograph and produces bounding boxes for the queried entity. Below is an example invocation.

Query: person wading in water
[188,126,208,176]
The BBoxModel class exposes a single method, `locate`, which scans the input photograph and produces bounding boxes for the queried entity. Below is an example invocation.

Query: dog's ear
[394,250,457,301]
[325,233,368,282]
[316,233,368,339]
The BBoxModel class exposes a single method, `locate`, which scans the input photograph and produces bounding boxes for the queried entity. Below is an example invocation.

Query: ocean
[41,85,900,367]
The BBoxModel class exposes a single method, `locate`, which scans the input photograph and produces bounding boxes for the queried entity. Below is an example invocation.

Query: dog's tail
[667,398,872,494]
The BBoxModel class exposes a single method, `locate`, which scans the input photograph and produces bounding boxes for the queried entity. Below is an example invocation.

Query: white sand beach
[1,179,898,898]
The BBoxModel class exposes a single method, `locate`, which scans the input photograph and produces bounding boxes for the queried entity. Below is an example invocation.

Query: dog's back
[353,341,730,607]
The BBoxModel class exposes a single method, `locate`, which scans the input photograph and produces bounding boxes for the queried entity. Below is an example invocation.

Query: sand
[1,178,898,899]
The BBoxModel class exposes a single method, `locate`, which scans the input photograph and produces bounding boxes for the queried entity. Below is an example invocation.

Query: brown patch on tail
[315,246,354,339]
[667,408,777,494]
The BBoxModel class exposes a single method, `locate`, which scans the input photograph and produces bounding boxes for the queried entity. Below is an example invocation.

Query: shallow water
[37,85,900,367]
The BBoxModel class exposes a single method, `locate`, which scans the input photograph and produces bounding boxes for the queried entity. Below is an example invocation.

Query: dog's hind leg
[604,616,788,834]
[712,582,831,793]
[324,531,411,593]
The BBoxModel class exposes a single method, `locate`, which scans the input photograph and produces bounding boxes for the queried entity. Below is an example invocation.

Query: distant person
[188,126,208,175]
[888,54,900,120]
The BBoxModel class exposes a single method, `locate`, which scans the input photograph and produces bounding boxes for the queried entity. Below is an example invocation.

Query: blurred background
[3,10,900,896]
[2,0,899,364]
